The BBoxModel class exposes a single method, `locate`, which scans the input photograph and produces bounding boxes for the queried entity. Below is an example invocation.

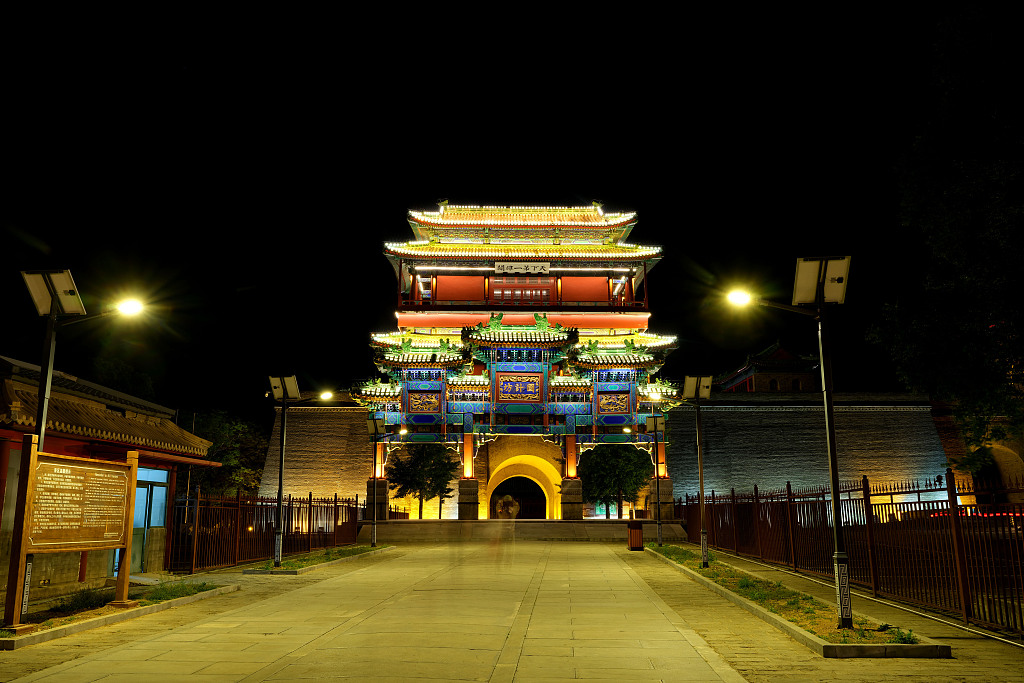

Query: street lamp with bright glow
[726,256,853,629]
[726,290,752,306]
[116,299,144,316]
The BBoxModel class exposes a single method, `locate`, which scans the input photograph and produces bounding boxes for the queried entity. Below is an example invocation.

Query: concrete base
[650,476,675,521]
[356,519,687,543]
[560,478,582,520]
[366,478,389,523]
[458,479,479,520]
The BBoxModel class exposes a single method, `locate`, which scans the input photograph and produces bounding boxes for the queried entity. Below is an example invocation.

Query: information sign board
[28,455,131,551]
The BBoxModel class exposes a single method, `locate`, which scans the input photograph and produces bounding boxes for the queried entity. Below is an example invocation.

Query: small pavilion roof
[447,374,491,386]
[351,383,403,399]
[572,353,658,369]
[462,327,577,348]
[377,352,466,368]
[550,375,593,389]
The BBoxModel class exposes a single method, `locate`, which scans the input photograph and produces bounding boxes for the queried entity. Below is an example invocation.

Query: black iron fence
[166,491,408,574]
[676,468,1024,634]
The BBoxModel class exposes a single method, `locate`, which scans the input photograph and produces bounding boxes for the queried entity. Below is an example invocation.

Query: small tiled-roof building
[0,355,214,600]
[716,343,818,393]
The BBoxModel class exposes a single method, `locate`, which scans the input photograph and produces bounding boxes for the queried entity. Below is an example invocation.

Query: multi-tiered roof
[353,203,682,419]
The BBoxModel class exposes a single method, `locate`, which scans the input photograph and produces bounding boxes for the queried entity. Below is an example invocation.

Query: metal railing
[166,490,361,574]
[676,469,1024,634]
[399,299,646,310]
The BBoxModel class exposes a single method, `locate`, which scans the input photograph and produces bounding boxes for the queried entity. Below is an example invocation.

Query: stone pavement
[1,540,1021,682]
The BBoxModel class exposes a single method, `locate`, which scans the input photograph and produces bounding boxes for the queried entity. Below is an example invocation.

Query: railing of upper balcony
[398,299,647,310]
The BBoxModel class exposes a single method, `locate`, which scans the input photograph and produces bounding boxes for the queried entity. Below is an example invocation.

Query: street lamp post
[683,376,712,568]
[646,413,665,547]
[366,415,388,548]
[727,255,853,628]
[268,376,300,567]
[21,270,143,450]
[267,379,334,566]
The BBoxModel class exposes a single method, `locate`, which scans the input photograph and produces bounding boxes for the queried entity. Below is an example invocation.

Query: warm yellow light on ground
[320,392,333,400]
[116,299,144,315]
[726,290,753,306]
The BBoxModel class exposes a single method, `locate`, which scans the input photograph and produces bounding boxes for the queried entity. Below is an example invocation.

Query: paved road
[2,541,1020,682]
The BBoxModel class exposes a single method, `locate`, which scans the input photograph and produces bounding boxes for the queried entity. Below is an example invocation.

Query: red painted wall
[435,276,485,301]
[560,276,609,302]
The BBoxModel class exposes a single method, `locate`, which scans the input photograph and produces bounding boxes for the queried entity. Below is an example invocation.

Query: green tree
[578,444,654,518]
[189,410,269,496]
[385,443,459,519]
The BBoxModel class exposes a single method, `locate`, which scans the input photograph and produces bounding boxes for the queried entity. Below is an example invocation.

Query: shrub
[51,589,108,614]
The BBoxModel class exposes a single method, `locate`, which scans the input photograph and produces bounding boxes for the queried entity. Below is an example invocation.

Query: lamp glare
[726,290,752,306]
[117,299,144,316]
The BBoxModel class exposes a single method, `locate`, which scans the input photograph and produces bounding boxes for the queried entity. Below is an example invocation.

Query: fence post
[234,489,242,567]
[862,475,879,596]
[945,468,973,623]
[709,490,716,548]
[190,487,201,575]
[753,485,763,560]
[786,481,798,569]
[730,488,738,553]
[308,492,313,552]
[334,493,339,548]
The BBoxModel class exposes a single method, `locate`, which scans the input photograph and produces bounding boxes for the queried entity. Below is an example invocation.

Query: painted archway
[481,436,564,519]
[490,476,547,519]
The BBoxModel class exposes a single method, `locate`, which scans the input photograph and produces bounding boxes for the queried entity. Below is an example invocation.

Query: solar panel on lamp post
[727,255,853,629]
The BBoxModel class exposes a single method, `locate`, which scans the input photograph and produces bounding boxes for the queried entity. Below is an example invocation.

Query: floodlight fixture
[21,270,87,317]
[792,256,850,306]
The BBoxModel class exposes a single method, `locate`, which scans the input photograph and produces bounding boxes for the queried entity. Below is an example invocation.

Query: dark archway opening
[490,477,546,519]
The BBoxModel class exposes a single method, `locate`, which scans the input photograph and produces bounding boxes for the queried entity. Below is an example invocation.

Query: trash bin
[627,520,644,551]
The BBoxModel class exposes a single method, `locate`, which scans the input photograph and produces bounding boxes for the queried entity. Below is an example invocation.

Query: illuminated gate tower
[352,203,681,520]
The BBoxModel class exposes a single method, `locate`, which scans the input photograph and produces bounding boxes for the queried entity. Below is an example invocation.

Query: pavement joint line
[489,542,550,683]
[241,543,510,683]
[610,546,747,683]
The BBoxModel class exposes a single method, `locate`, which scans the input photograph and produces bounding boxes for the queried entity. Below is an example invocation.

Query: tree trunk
[419,496,424,519]
[605,502,611,519]
[617,488,623,519]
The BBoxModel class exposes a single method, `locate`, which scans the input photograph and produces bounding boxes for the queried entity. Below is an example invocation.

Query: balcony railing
[399,298,646,311]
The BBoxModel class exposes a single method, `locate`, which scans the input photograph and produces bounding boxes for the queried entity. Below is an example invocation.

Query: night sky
[4,11,1015,421]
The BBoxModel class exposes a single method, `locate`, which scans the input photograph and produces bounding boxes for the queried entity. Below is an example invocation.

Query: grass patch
[138,581,217,606]
[51,588,108,614]
[251,544,386,571]
[648,543,919,645]
[5,581,220,635]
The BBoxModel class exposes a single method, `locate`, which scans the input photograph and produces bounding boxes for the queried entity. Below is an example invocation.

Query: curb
[645,548,951,658]
[0,584,240,650]
[241,545,396,575]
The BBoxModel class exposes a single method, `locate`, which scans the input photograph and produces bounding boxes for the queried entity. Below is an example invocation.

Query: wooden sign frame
[4,434,139,631]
